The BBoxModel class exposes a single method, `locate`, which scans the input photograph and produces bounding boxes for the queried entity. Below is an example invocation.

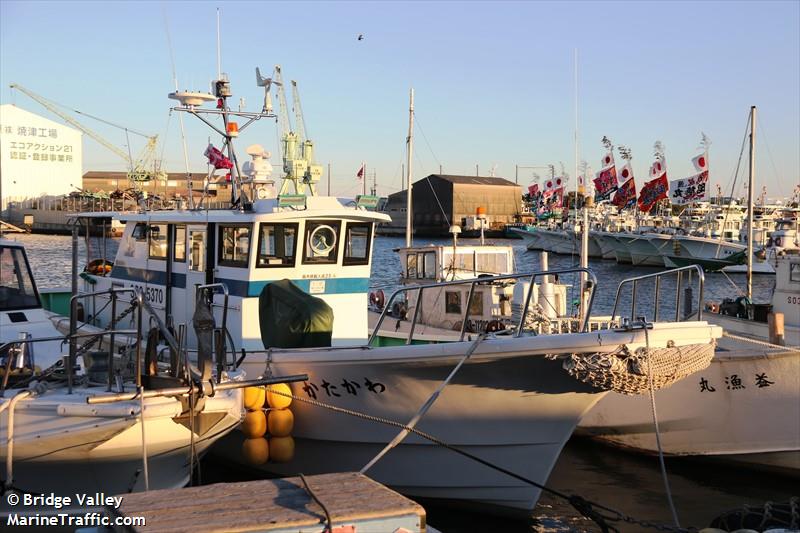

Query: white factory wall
[0,104,82,211]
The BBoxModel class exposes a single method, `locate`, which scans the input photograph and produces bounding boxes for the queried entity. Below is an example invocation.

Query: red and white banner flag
[638,174,669,212]
[612,178,637,209]
[205,144,233,170]
[670,170,709,205]
[600,151,614,170]
[691,152,708,173]
[356,164,365,179]
[528,183,539,196]
[618,163,634,183]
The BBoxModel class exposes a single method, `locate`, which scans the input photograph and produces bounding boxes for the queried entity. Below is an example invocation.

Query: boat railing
[68,287,145,393]
[368,267,598,346]
[611,265,704,324]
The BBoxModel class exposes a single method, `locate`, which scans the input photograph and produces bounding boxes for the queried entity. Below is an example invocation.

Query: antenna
[216,8,221,79]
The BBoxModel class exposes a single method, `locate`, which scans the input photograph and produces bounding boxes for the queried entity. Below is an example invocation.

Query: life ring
[86,259,113,276]
[369,289,386,310]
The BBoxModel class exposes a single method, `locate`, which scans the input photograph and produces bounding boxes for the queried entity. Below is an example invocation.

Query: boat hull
[226,322,719,513]
[578,342,800,475]
[0,387,243,496]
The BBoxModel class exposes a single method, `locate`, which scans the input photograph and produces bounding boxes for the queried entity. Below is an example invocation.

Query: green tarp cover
[259,279,334,348]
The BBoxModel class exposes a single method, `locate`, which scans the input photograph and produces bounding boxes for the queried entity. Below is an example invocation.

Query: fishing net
[559,341,715,395]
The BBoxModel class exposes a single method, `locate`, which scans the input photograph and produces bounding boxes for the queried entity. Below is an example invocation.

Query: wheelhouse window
[148,224,168,259]
[445,291,461,314]
[174,225,186,262]
[406,253,417,278]
[257,223,298,268]
[132,223,148,241]
[303,221,341,264]
[343,223,372,266]
[219,225,252,267]
[0,247,39,311]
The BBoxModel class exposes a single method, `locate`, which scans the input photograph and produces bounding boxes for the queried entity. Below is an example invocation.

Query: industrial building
[381,174,522,236]
[0,104,82,212]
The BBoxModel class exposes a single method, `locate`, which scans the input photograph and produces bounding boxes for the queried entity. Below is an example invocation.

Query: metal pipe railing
[610,265,704,324]
[368,267,597,346]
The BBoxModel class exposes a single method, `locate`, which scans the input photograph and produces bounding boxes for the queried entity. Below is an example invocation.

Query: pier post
[768,312,785,346]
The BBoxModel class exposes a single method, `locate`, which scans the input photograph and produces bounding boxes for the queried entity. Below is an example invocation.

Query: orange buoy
[266,383,292,409]
[243,386,265,411]
[268,408,294,437]
[240,409,267,438]
[269,435,295,463]
[242,437,269,465]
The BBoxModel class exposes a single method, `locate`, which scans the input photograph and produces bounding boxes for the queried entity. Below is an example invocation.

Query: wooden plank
[110,472,425,533]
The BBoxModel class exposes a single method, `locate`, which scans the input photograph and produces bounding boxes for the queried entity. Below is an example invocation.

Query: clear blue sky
[2,1,798,198]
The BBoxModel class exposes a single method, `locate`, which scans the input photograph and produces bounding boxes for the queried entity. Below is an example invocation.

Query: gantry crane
[9,84,166,190]
[272,66,322,195]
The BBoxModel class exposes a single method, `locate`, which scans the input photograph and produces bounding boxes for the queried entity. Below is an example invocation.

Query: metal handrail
[610,265,704,323]
[367,267,598,346]
[196,283,231,378]
[69,287,144,394]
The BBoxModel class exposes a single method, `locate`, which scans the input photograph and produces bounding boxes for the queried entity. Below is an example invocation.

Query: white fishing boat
[579,107,800,475]
[71,71,723,515]
[0,239,281,497]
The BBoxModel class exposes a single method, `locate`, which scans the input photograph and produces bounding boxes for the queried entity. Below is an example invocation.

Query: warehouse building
[0,104,82,212]
[381,174,522,236]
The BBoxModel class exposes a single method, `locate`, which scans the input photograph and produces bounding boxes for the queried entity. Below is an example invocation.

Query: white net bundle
[559,341,716,395]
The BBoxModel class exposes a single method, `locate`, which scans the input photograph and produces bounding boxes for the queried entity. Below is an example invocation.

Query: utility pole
[327,162,331,196]
[476,164,479,177]
[405,89,414,247]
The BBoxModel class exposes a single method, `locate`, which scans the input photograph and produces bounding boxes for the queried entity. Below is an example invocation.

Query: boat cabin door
[185,226,208,346]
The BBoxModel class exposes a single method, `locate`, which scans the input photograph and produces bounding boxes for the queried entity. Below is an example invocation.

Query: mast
[747,106,756,300]
[575,48,589,323]
[405,88,415,247]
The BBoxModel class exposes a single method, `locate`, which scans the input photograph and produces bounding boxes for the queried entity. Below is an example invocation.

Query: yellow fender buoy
[269,435,295,463]
[268,408,294,437]
[266,383,292,409]
[240,409,267,438]
[242,437,269,465]
[243,386,266,411]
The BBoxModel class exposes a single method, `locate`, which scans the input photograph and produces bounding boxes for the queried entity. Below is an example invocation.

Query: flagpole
[746,106,756,300]
[363,161,367,196]
[405,88,415,248]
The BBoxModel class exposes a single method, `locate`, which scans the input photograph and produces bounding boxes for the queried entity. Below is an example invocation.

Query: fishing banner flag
[650,159,666,179]
[593,165,618,201]
[528,183,539,197]
[670,170,709,205]
[612,178,637,209]
[542,186,564,209]
[638,174,669,212]
[205,144,233,170]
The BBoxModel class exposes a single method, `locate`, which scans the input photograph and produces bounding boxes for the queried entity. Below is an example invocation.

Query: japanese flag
[618,163,634,183]
[650,159,666,179]
[600,151,614,169]
[545,179,554,190]
[555,176,563,188]
[692,152,708,173]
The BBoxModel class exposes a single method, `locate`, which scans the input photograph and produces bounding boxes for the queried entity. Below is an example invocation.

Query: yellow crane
[9,83,166,189]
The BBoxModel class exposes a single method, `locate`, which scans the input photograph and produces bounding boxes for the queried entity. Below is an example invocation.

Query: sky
[1,1,798,199]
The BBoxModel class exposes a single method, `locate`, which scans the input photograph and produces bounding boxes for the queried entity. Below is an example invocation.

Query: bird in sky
[357,34,364,41]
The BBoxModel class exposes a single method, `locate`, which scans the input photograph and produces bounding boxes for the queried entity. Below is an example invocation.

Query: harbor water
[11,232,795,532]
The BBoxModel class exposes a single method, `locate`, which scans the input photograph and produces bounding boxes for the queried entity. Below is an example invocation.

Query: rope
[722,331,799,350]
[265,386,690,533]
[360,334,486,473]
[644,323,681,528]
[300,473,333,532]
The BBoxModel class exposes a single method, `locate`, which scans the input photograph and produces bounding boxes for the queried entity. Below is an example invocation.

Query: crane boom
[273,66,292,141]
[290,80,307,145]
[10,83,132,164]
[9,83,164,188]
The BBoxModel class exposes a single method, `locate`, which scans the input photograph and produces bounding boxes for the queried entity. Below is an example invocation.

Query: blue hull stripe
[108,267,368,297]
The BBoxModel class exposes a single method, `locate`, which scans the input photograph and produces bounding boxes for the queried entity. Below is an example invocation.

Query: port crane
[268,66,322,195]
[9,83,166,189]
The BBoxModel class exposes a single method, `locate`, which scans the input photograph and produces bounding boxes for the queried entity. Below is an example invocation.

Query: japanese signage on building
[0,104,82,209]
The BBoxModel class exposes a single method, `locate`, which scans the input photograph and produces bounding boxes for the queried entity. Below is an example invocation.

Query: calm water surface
[11,233,793,532]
